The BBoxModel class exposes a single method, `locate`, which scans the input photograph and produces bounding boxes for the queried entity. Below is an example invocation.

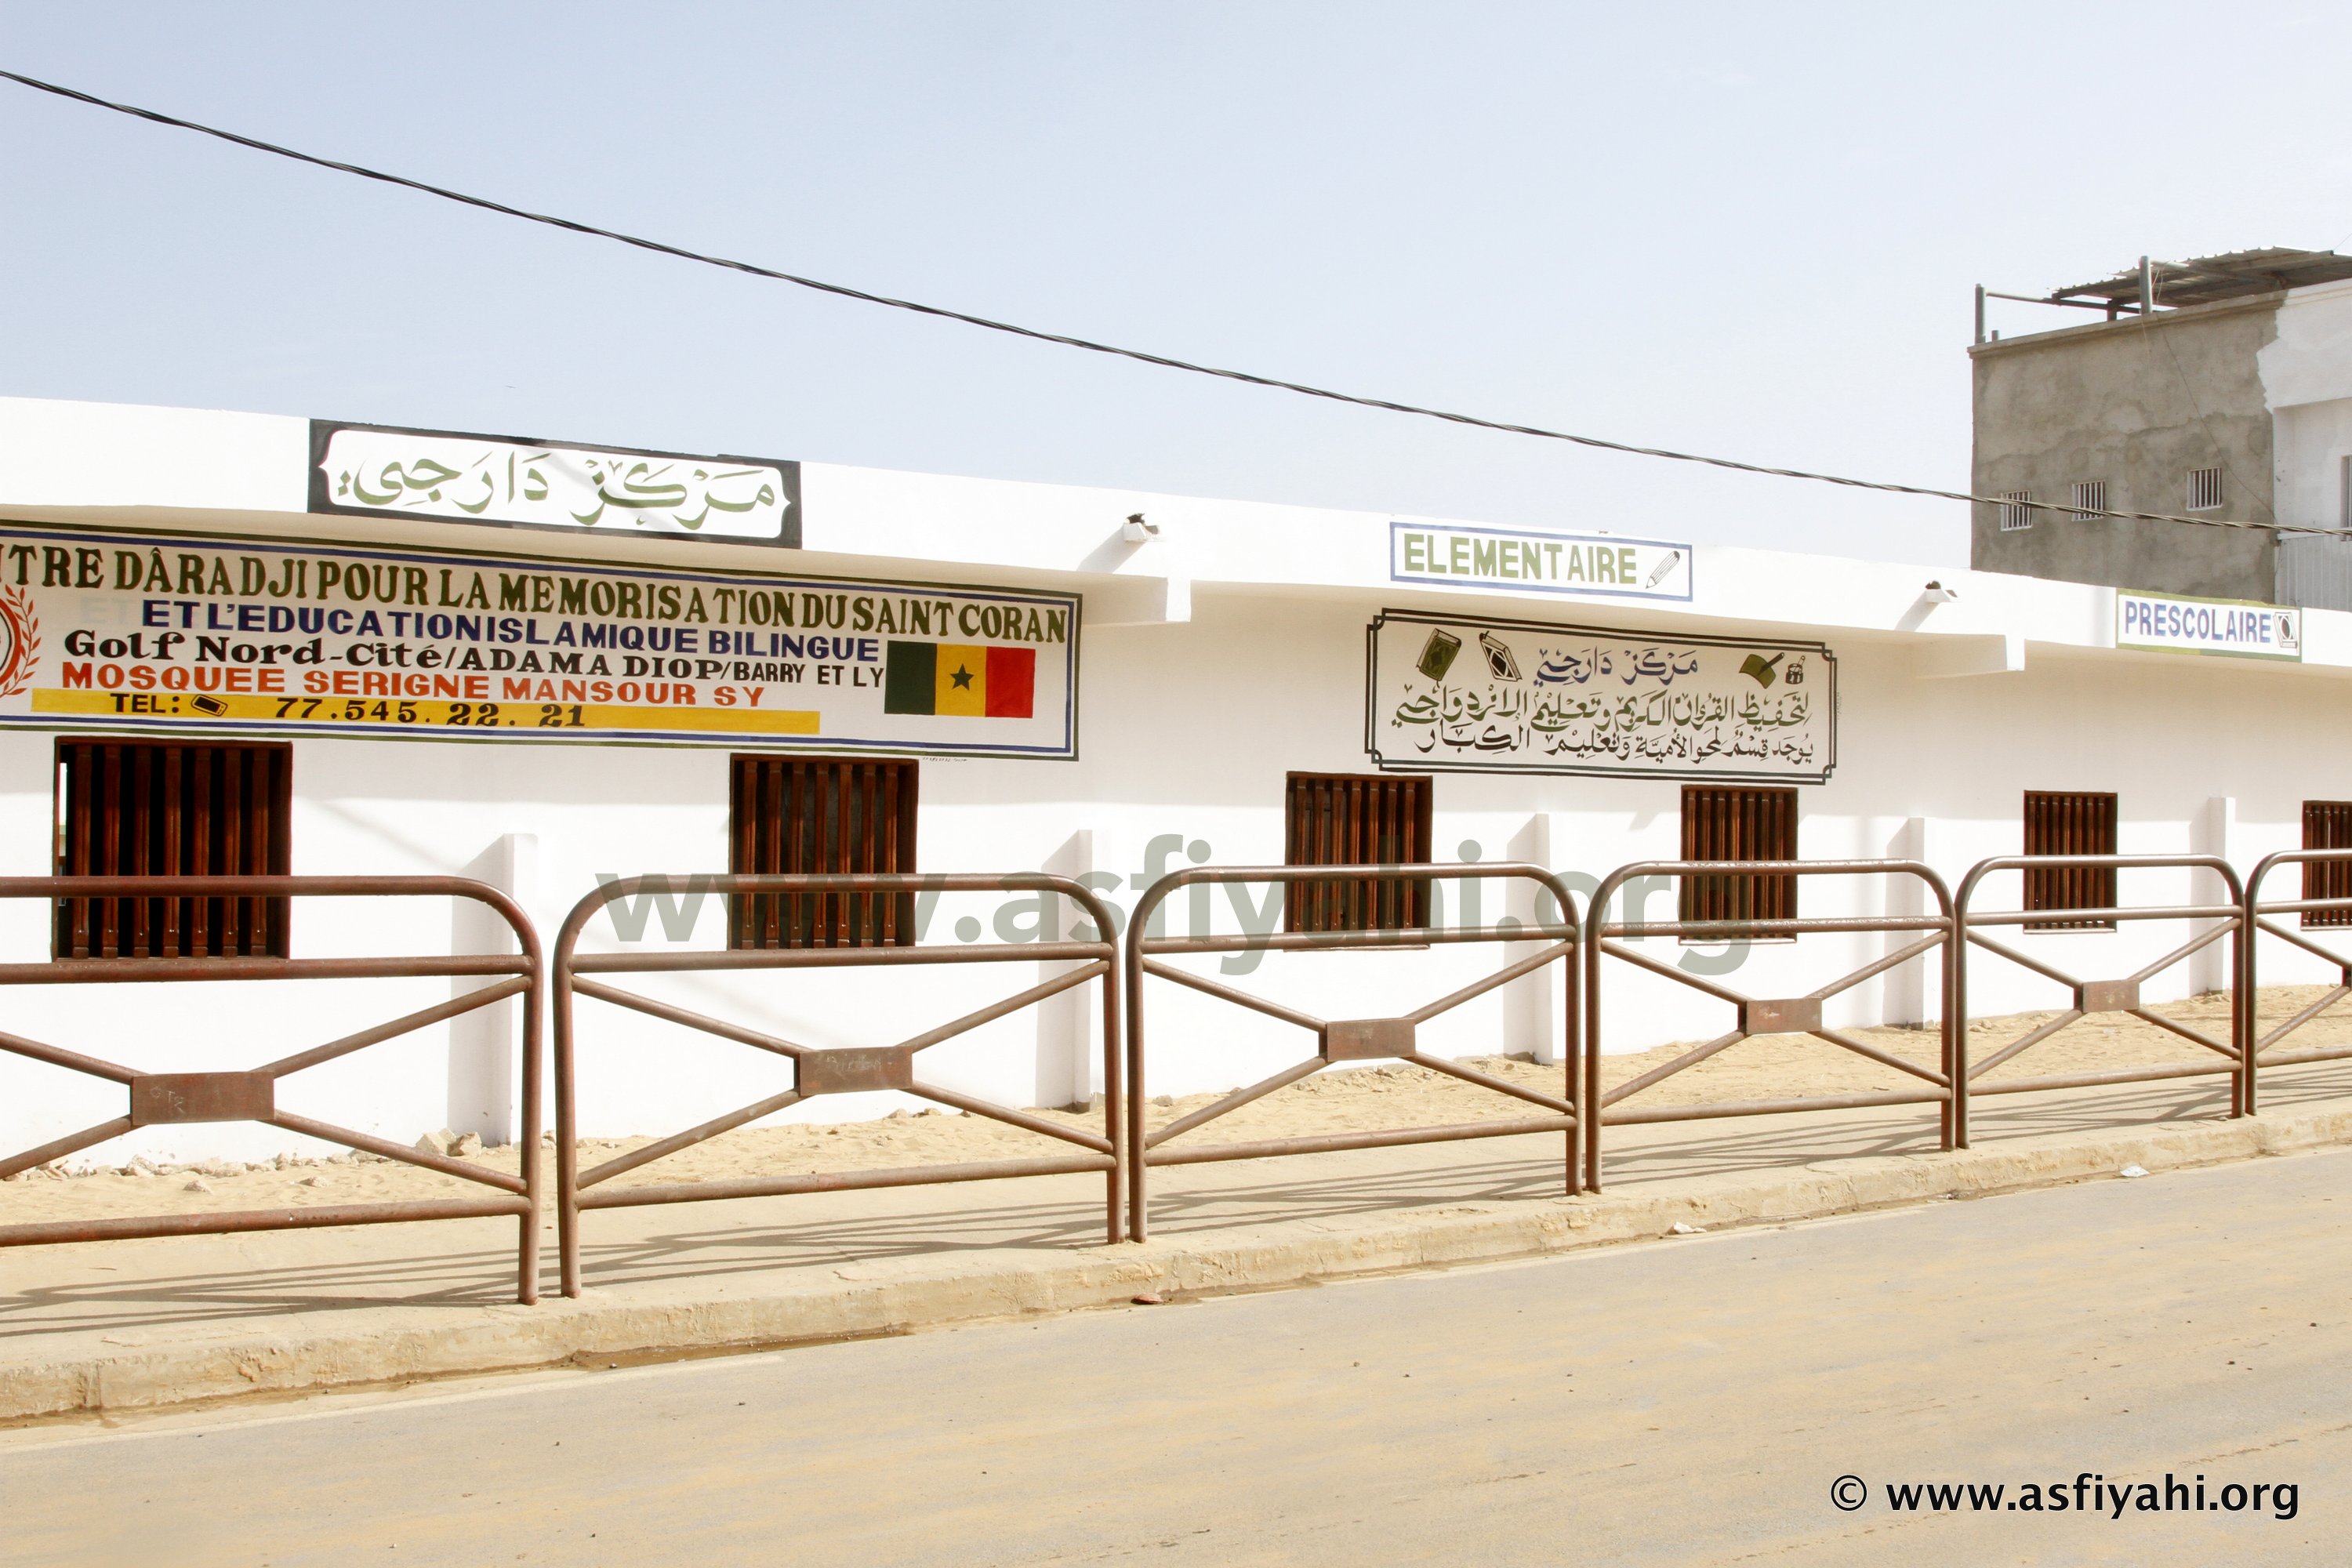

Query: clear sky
[5,2,2351,566]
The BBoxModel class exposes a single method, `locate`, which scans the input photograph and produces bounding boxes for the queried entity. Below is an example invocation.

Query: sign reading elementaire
[1365,609,1834,781]
[310,420,801,546]
[1389,521,1693,602]
[0,525,1076,757]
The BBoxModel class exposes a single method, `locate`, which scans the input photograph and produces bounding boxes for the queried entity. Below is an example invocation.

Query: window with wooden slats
[1679,786,1798,936]
[1283,772,1433,934]
[2024,790,2118,930]
[53,739,292,960]
[2302,800,2352,928]
[728,755,918,949]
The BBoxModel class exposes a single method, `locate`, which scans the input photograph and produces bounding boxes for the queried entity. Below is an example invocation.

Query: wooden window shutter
[53,739,292,960]
[1283,772,1433,934]
[2303,800,2352,929]
[729,755,918,949]
[2022,790,2118,930]
[1678,786,1798,937]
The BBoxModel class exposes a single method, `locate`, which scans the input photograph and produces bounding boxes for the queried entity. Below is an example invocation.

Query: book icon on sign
[1417,630,1463,681]
[1477,632,1520,681]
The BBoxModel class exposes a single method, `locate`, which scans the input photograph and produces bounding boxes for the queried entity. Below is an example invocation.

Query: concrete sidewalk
[5,1062,2350,1422]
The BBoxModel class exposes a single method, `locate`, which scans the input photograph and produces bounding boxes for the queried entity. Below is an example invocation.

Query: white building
[0,393,2344,1170]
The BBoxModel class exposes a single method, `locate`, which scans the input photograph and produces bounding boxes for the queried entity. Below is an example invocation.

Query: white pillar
[2192,797,2238,994]
[449,833,536,1146]
[1503,813,1563,1063]
[1039,829,1104,1109]
[1882,816,1932,1026]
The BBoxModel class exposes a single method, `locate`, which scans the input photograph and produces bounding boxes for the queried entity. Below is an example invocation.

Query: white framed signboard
[1365,609,1835,782]
[0,524,1076,758]
[2114,590,2300,661]
[310,420,800,546]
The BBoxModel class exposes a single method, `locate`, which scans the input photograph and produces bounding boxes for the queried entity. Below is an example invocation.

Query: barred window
[1283,772,1432,934]
[1679,786,1798,936]
[2186,467,2223,511]
[728,755,918,949]
[2071,480,2107,521]
[2303,800,2352,928]
[1998,491,2034,532]
[2024,790,2118,930]
[53,739,292,960]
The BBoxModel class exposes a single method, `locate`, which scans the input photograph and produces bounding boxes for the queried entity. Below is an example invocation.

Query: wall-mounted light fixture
[1122,512,1160,543]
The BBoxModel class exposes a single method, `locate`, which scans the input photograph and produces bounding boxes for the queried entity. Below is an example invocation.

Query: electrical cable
[0,66,2318,538]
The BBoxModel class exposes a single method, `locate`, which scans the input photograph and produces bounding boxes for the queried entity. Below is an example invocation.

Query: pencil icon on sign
[1645,550,1682,590]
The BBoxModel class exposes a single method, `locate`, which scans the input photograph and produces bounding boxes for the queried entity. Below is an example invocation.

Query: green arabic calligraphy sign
[309,421,800,546]
[1365,609,1836,782]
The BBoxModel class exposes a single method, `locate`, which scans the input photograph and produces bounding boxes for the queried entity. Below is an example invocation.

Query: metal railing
[0,875,543,1303]
[2241,849,2352,1113]
[1952,855,2246,1138]
[1123,862,1581,1240]
[552,873,1123,1297]
[1583,860,1958,1191]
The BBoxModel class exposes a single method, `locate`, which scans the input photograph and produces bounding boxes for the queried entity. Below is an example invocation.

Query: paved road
[5,1150,2350,1566]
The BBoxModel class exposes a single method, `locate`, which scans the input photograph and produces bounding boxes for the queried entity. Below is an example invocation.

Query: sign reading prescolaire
[1389,521,1693,602]
[1366,609,1834,781]
[0,526,1076,757]
[2116,590,2301,662]
[310,421,801,547]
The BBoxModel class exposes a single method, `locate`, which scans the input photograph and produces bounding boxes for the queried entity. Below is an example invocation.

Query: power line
[0,65,2316,538]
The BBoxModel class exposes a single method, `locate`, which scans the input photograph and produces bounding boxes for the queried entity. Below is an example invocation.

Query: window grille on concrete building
[728,755,918,949]
[2071,481,2107,521]
[2303,800,2352,928]
[2186,467,2224,511]
[53,738,292,960]
[1283,771,1432,934]
[2023,789,2117,930]
[1679,786,1798,936]
[1998,491,2034,532]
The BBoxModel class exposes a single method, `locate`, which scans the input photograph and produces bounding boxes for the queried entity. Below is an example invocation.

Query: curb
[8,1104,2351,1421]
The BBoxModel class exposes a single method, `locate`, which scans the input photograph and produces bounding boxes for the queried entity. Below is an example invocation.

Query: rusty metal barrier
[1953,855,2245,1138]
[0,875,543,1302]
[553,873,1123,1297]
[1123,862,1581,1241]
[2241,849,2352,1115]
[1583,860,1958,1192]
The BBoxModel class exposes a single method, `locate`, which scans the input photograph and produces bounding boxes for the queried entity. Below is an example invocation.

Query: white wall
[6,586,2352,1169]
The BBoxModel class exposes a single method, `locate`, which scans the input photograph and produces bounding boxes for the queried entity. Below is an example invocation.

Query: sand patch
[3,986,2342,1225]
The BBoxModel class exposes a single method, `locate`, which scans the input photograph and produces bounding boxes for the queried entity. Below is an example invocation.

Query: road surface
[4,1149,2349,1566]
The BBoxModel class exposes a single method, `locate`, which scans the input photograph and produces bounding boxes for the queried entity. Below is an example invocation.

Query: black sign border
[0,519,1076,760]
[1363,608,1836,784]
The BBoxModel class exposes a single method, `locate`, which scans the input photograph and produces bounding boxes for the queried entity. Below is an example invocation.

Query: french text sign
[0,526,1076,757]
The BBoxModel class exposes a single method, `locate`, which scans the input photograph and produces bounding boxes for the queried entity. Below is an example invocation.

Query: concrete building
[2,393,2350,1174]
[1971,248,2352,608]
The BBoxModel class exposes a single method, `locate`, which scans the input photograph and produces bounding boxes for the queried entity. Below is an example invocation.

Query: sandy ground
[2,985,2338,1224]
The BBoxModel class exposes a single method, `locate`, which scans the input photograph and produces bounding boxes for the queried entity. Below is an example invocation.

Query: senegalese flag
[883,641,1036,718]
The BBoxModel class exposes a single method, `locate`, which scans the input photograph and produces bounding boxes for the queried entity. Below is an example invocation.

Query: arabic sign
[0,525,1075,757]
[2116,590,2300,662]
[1366,610,1834,781]
[310,422,800,546]
[1389,522,1693,602]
